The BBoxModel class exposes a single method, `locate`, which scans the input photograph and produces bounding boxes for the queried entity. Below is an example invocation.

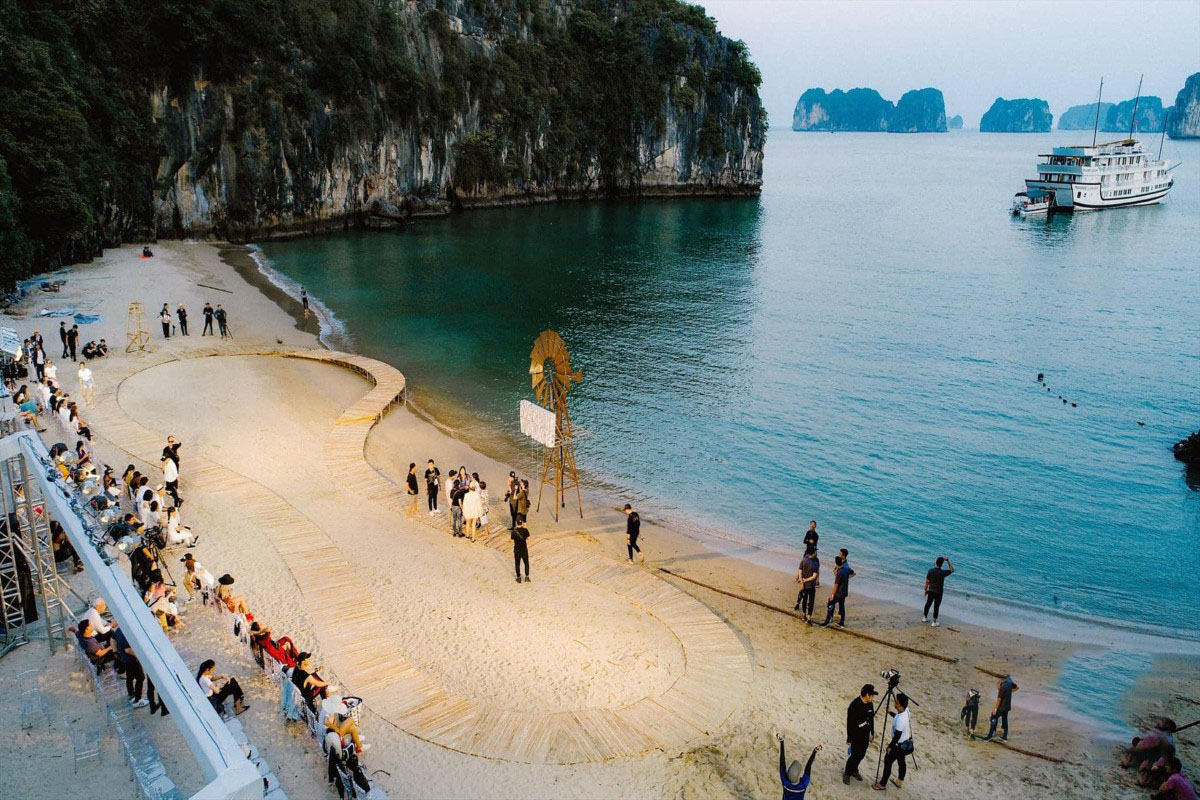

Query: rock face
[791,86,946,132]
[0,0,766,273]
[891,89,948,133]
[1167,73,1200,139]
[948,115,964,129]
[1103,97,1164,132]
[1058,102,1113,130]
[979,98,1052,132]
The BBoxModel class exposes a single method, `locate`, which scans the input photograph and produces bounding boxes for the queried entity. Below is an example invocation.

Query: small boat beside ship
[1011,76,1177,214]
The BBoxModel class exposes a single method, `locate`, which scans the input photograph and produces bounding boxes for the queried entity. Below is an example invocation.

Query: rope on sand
[654,567,958,664]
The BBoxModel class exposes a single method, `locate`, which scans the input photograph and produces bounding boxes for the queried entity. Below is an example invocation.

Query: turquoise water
[258,132,1200,638]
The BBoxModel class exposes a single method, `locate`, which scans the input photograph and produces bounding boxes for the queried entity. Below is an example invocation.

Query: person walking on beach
[405,462,419,519]
[202,302,215,336]
[844,684,877,784]
[820,554,851,627]
[301,287,309,314]
[177,304,189,336]
[424,460,440,514]
[163,453,181,508]
[922,555,954,627]
[66,325,79,361]
[777,735,820,799]
[794,545,819,622]
[873,692,914,791]
[59,322,68,358]
[159,304,172,338]
[624,503,643,563]
[512,523,531,583]
[77,362,94,408]
[215,305,229,338]
[977,675,1018,742]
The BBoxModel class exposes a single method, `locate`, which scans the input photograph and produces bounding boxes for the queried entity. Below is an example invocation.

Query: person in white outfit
[462,481,483,543]
[77,362,94,407]
[164,506,196,547]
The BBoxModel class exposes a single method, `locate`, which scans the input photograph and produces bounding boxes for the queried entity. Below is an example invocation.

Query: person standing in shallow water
[202,303,214,336]
[301,287,309,315]
[922,555,954,627]
[624,503,643,563]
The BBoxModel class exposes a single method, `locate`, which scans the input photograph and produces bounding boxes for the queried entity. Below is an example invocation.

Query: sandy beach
[1,241,1196,799]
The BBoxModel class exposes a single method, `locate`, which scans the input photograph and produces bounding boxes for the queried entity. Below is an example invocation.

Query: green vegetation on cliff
[0,0,765,286]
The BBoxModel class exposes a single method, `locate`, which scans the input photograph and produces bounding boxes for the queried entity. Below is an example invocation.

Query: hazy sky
[699,0,1200,128]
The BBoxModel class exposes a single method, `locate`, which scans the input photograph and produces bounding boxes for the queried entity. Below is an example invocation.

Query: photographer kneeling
[873,693,913,791]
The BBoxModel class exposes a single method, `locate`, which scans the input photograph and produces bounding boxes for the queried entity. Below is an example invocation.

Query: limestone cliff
[1167,73,1200,139]
[153,1,766,241]
[1058,102,1113,130]
[948,115,963,130]
[1102,97,1164,133]
[791,86,945,132]
[979,98,1052,132]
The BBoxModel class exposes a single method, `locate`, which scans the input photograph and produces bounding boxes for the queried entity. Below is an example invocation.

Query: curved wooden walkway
[89,344,750,764]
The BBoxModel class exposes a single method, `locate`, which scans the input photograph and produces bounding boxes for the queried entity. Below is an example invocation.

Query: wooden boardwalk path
[85,344,750,763]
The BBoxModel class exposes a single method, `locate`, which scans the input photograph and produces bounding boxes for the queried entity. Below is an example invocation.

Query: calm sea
[258,131,1200,642]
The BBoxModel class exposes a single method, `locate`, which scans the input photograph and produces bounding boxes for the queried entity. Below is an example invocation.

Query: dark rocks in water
[948,114,964,130]
[1103,96,1165,133]
[1174,430,1200,464]
[1058,101,1114,130]
[1167,72,1200,139]
[1036,372,1044,382]
[980,98,1052,132]
[890,89,948,133]
[791,86,946,132]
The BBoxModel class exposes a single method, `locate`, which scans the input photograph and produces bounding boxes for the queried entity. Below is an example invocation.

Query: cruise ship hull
[1022,181,1172,211]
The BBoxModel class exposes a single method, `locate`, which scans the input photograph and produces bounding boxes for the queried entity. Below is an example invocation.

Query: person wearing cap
[291,652,330,712]
[215,574,249,614]
[325,697,369,754]
[778,735,821,799]
[844,684,877,784]
[794,544,820,622]
[873,692,913,790]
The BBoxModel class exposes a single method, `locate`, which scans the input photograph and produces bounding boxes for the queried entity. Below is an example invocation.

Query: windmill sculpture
[529,330,583,521]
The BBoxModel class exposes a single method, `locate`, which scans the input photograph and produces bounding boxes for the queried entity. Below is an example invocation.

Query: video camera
[880,668,901,689]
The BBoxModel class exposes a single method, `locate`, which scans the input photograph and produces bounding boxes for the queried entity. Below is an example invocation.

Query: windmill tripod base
[536,437,583,523]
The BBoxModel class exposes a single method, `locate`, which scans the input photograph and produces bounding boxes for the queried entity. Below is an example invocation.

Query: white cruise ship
[1021,138,1174,211]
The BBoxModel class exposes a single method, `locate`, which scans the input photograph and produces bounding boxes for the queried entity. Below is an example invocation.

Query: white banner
[519,400,557,448]
[0,327,21,359]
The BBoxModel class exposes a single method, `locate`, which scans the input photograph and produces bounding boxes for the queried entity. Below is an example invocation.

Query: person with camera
[844,684,877,784]
[873,692,914,790]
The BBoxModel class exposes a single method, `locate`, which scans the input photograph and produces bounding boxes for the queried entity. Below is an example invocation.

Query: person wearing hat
[291,652,330,713]
[844,684,877,784]
[794,544,820,622]
[324,697,369,754]
[778,735,821,799]
[215,574,249,614]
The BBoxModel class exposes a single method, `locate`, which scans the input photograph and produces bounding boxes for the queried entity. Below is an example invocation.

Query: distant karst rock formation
[1058,101,1113,130]
[979,98,1052,132]
[1167,72,1200,139]
[1103,96,1164,132]
[791,86,947,132]
[948,114,963,129]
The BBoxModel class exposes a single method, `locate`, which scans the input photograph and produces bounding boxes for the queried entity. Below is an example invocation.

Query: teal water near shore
[257,131,1200,642]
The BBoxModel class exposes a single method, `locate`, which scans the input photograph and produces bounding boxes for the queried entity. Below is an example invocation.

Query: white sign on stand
[519,400,556,448]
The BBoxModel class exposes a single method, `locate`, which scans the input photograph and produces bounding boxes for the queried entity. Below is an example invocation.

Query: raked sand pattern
[87,343,751,764]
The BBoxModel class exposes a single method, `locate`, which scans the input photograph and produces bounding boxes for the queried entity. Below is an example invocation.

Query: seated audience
[196,659,249,716]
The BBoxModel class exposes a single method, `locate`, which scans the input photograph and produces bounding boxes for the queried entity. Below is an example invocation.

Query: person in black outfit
[162,436,181,471]
[215,305,229,337]
[424,460,440,513]
[59,321,69,358]
[202,302,215,336]
[624,503,642,562]
[159,304,171,338]
[66,325,79,361]
[922,555,954,626]
[803,520,819,549]
[844,684,877,784]
[177,304,189,335]
[512,524,531,582]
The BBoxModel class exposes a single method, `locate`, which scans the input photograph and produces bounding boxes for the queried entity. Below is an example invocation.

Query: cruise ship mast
[1092,77,1103,147]
[1128,74,1143,139]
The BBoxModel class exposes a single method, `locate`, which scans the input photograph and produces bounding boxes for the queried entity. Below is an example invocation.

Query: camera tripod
[872,676,920,787]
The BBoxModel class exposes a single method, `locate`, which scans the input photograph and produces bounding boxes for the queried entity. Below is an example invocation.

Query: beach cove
[0,240,1195,799]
